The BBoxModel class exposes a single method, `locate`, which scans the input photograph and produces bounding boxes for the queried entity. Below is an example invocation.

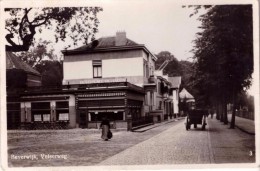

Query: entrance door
[79,110,88,128]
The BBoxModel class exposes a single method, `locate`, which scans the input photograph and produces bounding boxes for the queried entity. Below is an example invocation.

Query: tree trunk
[223,97,228,124]
[230,90,236,129]
[219,101,223,122]
[216,101,220,120]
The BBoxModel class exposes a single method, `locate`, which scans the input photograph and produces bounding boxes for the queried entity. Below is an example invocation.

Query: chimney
[115,31,127,46]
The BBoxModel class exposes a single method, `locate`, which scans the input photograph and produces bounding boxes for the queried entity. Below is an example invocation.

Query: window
[93,60,102,78]
[43,114,51,121]
[31,102,51,122]
[150,92,154,105]
[143,60,149,78]
[56,101,69,121]
[157,82,161,94]
[144,93,148,105]
[58,113,69,121]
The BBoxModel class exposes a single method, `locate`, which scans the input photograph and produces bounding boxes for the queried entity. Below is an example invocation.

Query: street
[8,117,255,167]
[100,117,255,165]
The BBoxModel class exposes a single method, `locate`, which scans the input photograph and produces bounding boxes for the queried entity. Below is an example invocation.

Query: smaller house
[179,88,195,112]
[6,51,42,129]
[6,51,42,89]
[168,76,181,117]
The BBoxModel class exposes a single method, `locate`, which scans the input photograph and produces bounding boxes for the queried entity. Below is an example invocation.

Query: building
[6,51,42,129]
[168,76,181,117]
[179,88,195,113]
[7,32,177,130]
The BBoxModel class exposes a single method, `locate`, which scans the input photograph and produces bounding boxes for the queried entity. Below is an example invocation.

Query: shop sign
[79,78,126,84]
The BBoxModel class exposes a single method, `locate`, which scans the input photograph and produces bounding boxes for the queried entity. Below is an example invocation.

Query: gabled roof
[73,37,139,51]
[179,88,194,99]
[6,51,41,76]
[168,76,181,88]
[62,35,157,61]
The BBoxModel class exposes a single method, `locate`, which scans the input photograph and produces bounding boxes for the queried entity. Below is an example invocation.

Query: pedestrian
[210,108,214,119]
[99,117,110,141]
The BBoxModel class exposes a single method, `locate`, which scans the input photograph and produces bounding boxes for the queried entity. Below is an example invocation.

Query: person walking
[99,117,110,141]
[210,108,214,119]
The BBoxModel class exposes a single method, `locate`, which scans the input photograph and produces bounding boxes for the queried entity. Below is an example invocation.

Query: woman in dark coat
[99,117,110,141]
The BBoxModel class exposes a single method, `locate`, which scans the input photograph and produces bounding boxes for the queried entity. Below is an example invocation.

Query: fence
[19,121,70,130]
[236,110,254,120]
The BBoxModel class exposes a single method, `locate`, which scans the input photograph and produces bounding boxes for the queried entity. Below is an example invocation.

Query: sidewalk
[227,114,255,135]
[207,117,255,163]
[132,117,185,133]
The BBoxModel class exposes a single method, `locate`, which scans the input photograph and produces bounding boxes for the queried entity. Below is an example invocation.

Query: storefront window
[31,102,51,122]
[56,101,69,121]
[34,114,42,121]
[59,113,69,121]
[43,114,51,121]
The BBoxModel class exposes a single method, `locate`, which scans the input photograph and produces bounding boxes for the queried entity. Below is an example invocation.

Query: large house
[6,32,180,130]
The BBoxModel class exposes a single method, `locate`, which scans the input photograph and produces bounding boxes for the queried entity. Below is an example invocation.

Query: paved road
[99,118,255,165]
[99,120,213,165]
[7,117,255,167]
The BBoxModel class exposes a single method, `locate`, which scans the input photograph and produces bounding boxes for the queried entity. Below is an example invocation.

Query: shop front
[75,84,145,130]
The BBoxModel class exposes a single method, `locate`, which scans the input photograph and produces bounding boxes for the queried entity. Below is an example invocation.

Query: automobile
[185,109,208,130]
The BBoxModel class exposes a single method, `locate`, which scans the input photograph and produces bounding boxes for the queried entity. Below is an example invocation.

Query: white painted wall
[103,57,143,77]
[63,57,143,81]
[63,61,92,80]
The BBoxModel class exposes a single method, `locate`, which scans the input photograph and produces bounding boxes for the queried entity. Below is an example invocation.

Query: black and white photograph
[1,0,259,170]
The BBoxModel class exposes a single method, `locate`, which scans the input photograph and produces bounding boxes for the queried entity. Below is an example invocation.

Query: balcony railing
[20,82,144,94]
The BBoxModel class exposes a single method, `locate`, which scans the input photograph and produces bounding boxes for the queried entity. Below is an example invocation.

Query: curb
[235,125,255,135]
[132,117,185,133]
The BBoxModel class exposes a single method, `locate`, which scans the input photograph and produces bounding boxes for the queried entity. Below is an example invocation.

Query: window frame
[93,60,102,78]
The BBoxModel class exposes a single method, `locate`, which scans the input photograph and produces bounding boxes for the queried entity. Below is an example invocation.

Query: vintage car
[185,109,208,130]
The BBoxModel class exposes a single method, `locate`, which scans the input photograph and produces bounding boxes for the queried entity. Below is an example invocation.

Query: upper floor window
[93,60,102,78]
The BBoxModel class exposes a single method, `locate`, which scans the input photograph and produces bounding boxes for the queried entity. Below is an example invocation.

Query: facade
[7,32,178,130]
[6,51,42,88]
[6,51,42,129]
[179,88,195,112]
[18,82,144,130]
[168,76,181,117]
[62,32,162,127]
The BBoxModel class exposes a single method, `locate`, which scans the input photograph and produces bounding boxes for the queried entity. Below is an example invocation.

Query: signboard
[89,109,124,113]
[79,77,126,84]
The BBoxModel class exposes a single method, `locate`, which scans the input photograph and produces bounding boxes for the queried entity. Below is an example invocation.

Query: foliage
[35,60,63,87]
[191,5,253,127]
[5,7,103,52]
[16,39,58,67]
[155,51,194,93]
[15,40,63,87]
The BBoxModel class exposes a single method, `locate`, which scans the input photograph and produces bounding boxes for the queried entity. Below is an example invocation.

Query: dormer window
[93,60,102,78]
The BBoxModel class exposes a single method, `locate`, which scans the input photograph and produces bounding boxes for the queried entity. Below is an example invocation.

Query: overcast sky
[43,1,205,62]
[95,2,204,61]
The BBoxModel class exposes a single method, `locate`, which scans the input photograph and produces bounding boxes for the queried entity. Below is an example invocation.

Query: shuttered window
[93,60,102,78]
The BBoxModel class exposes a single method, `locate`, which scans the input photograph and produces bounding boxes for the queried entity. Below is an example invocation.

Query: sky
[38,1,205,62]
[95,1,204,61]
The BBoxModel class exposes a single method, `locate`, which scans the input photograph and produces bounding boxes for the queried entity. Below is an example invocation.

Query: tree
[191,5,253,128]
[5,7,103,52]
[16,39,58,67]
[35,60,63,87]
